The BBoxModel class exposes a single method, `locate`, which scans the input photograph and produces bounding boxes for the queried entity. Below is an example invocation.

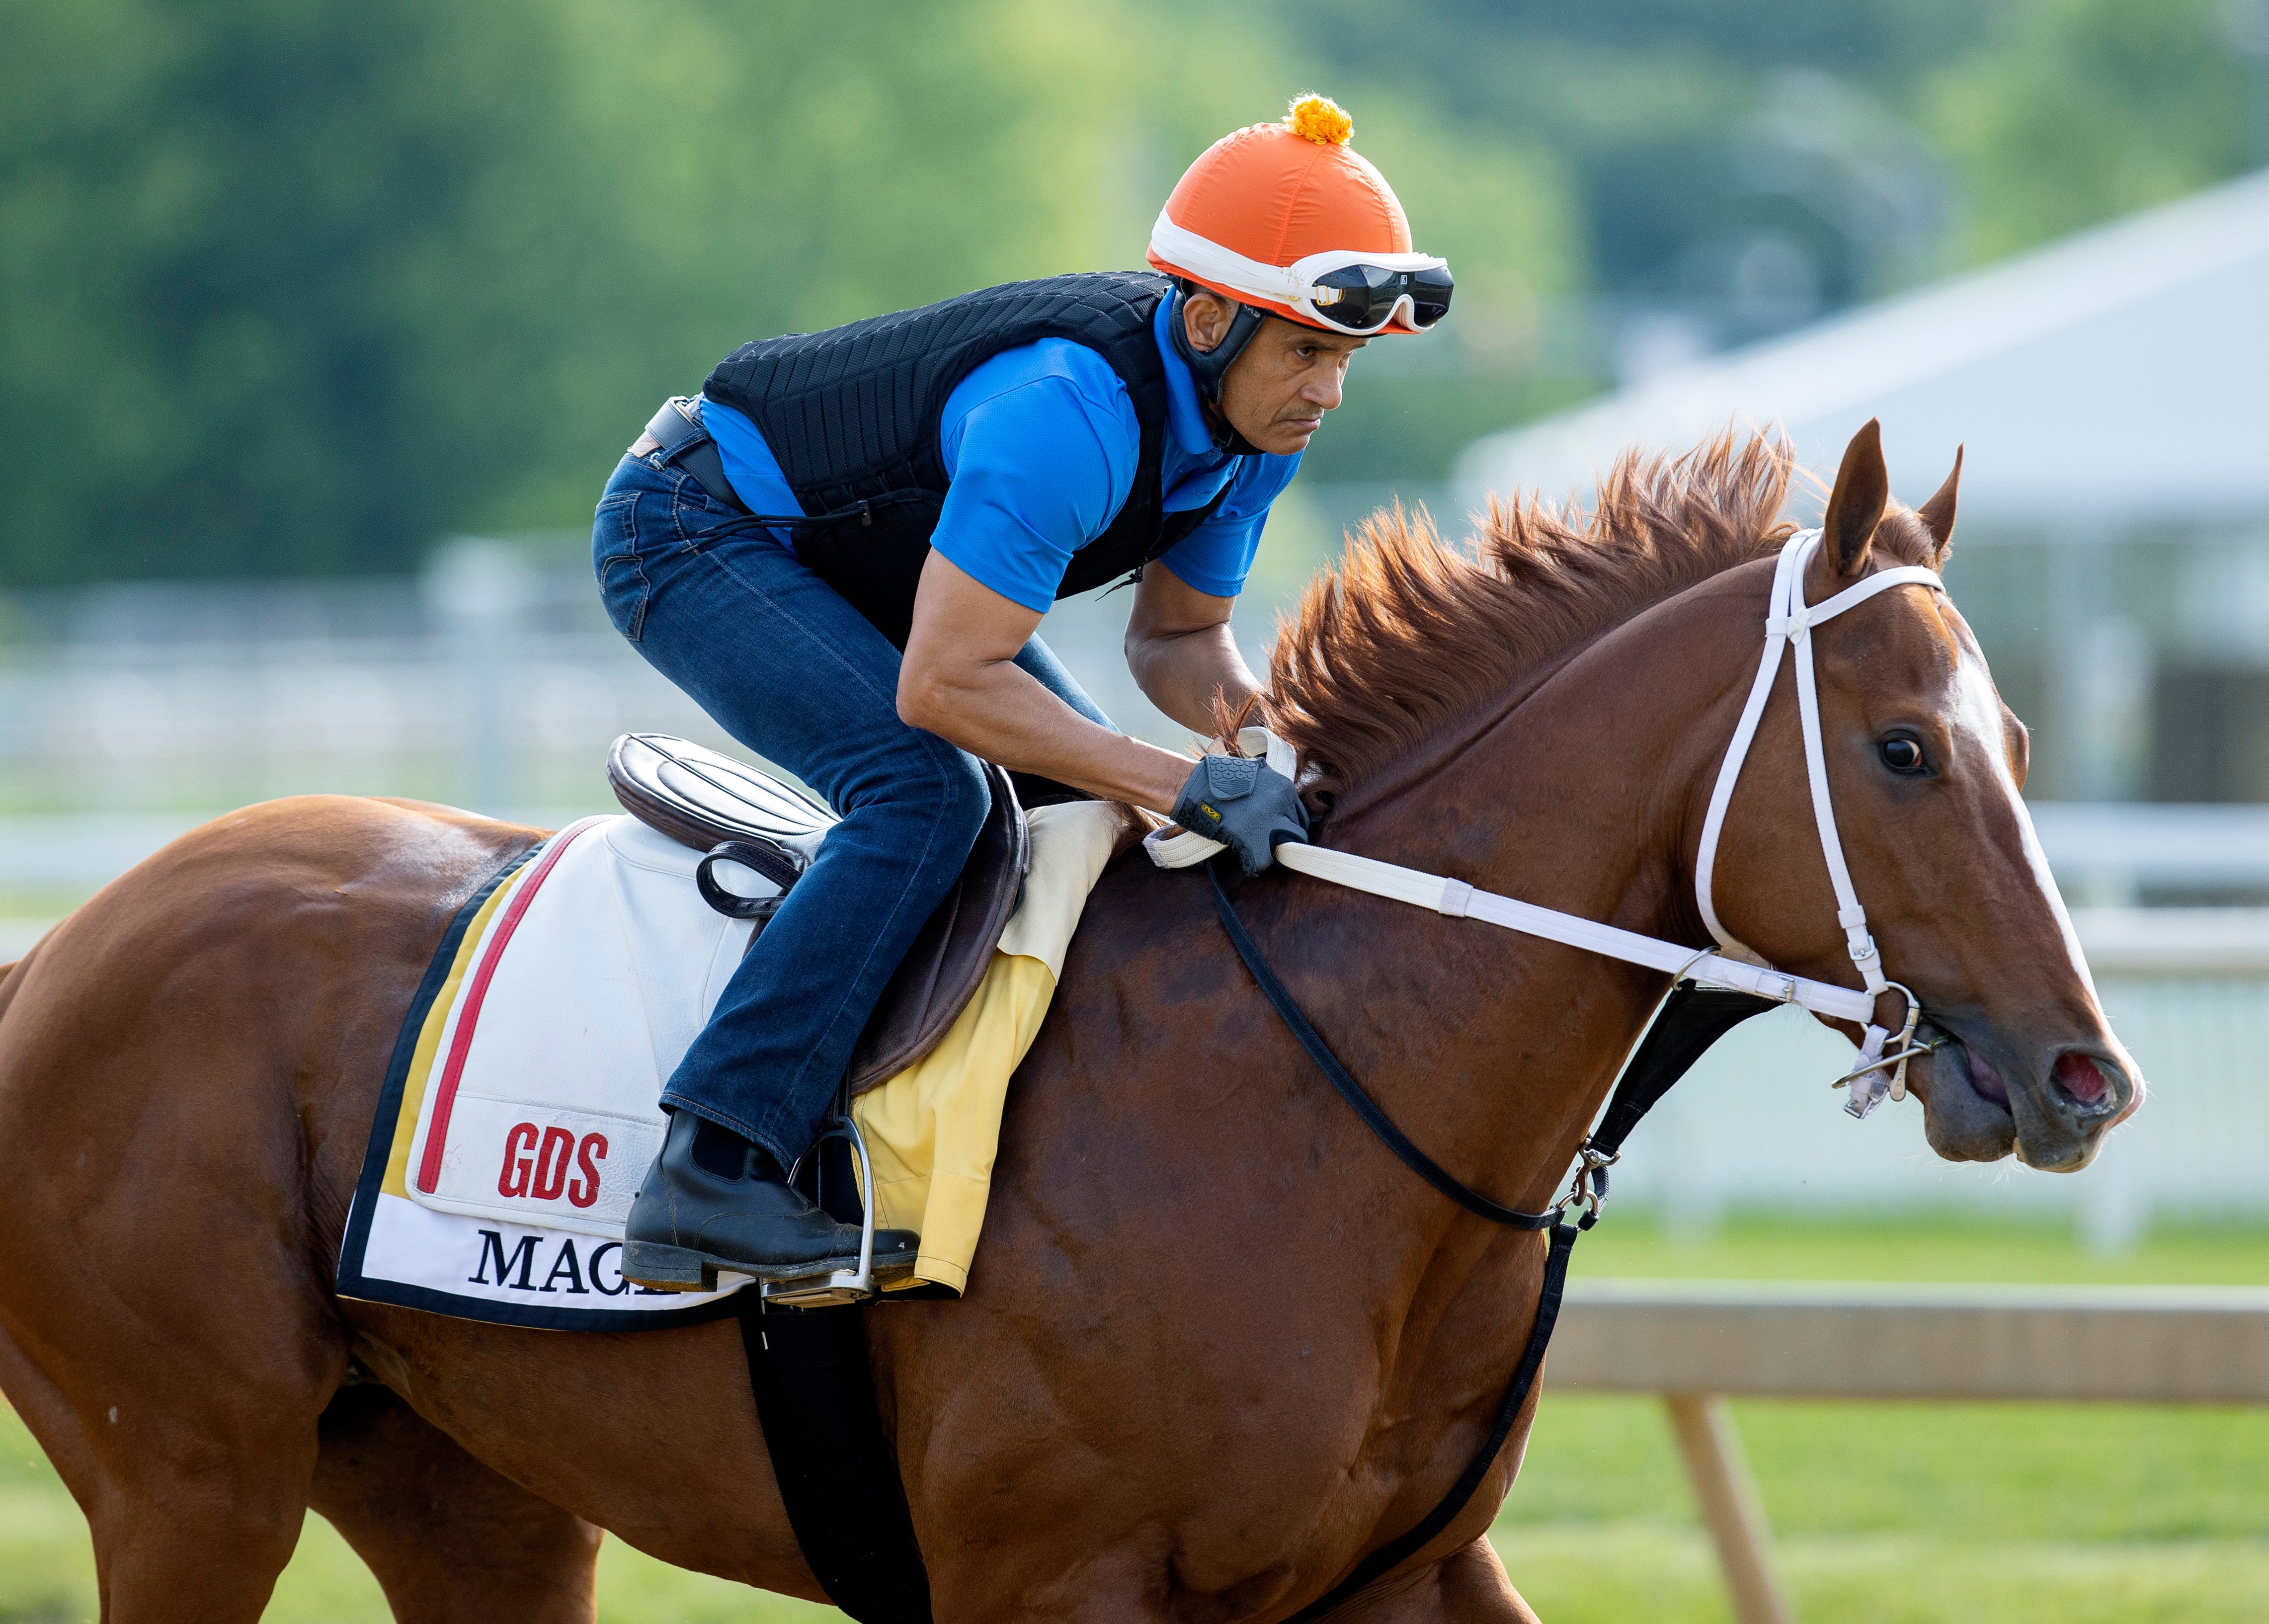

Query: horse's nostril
[2054,1053,2111,1108]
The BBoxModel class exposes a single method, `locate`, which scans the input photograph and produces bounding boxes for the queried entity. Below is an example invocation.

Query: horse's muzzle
[1908,1022,2136,1172]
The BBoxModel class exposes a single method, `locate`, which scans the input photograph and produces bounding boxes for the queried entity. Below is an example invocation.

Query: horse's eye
[1879,736,1926,774]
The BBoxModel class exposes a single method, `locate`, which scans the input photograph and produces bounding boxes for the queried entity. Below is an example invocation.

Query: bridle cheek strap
[1692,530,1944,1111]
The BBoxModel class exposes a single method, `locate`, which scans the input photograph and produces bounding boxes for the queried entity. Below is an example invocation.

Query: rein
[1152,530,1952,1616]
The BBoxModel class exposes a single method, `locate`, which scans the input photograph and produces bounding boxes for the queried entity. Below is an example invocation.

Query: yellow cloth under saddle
[852,799,1124,1293]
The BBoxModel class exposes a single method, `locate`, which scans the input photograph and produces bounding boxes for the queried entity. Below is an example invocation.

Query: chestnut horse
[0,426,2137,1623]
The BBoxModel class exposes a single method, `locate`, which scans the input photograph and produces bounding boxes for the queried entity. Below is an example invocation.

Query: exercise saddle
[606,733,1030,1093]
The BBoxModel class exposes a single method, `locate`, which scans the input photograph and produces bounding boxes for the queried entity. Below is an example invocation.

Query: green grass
[1487,1210,2269,1621]
[2,1212,2265,1621]
[1566,1208,2269,1285]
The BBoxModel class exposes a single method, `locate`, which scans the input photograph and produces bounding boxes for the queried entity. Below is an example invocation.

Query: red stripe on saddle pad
[415,818,607,1195]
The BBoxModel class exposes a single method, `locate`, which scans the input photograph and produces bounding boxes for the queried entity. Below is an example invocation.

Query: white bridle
[1148,528,1947,1118]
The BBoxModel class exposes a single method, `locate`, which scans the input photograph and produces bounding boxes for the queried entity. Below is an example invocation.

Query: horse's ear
[1916,444,1962,566]
[1821,419,1889,578]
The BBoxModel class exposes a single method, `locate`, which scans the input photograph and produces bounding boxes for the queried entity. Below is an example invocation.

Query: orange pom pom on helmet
[1147,94,1453,340]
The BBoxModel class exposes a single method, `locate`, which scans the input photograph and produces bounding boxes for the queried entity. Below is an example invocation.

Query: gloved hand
[1172,753,1309,876]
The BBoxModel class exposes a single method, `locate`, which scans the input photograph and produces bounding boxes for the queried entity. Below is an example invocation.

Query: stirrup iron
[759,1112,882,1309]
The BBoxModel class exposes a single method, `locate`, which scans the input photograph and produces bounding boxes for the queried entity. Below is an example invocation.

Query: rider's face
[1183,295,1366,457]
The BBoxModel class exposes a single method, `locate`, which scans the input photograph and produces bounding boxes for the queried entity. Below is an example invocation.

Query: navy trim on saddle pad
[334,840,747,1332]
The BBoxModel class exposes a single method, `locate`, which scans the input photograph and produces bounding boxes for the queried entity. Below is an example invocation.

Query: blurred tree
[1299,0,2257,309]
[0,0,1576,582]
[0,0,623,581]
[1922,0,2252,263]
[7,0,2245,585]
[1290,0,1991,319]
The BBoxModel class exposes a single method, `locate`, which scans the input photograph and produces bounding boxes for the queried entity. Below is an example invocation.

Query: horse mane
[1257,428,1939,795]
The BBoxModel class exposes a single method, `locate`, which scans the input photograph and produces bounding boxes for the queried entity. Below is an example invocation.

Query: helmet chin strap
[1168,283,1266,456]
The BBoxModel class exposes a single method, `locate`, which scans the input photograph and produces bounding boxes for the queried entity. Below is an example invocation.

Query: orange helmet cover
[1148,95,1414,330]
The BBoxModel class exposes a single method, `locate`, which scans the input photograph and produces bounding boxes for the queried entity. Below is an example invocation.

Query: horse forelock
[1261,428,1809,794]
[1865,504,1946,571]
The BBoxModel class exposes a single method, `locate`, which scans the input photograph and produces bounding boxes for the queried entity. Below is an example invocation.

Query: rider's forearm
[1125,621,1262,736]
[898,657,1195,813]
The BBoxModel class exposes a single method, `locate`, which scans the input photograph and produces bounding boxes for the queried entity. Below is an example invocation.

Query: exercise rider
[593,94,1454,1291]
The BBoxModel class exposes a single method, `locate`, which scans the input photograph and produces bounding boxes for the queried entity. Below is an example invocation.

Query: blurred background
[4,1,2269,1620]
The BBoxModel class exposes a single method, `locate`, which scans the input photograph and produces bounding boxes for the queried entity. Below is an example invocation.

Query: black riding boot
[622,1109,918,1291]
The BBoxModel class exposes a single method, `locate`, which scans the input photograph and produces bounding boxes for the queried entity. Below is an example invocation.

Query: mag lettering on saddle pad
[336,801,1127,1330]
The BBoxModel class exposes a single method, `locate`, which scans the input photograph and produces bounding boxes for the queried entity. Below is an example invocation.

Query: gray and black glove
[1172,753,1309,876]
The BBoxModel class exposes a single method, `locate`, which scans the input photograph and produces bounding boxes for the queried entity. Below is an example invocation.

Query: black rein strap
[1209,860,1557,1231]
[1206,856,1776,1624]
[1281,1221,1581,1624]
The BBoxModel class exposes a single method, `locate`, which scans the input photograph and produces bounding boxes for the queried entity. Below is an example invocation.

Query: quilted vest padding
[703,271,1225,646]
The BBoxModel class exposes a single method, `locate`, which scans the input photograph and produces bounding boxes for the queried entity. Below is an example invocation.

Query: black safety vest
[703,271,1229,647]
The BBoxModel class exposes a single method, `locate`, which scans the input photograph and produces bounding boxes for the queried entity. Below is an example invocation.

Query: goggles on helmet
[1150,211,1453,335]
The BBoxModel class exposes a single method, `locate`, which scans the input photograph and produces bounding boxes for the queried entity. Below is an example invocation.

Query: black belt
[631,398,929,544]
[630,397,752,515]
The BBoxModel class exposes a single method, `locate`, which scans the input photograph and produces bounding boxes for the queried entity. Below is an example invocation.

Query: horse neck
[1274,570,1766,1215]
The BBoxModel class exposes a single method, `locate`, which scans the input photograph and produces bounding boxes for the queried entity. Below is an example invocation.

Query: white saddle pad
[337,802,1124,1329]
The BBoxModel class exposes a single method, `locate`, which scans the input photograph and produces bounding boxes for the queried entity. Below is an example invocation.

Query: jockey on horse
[594,94,1455,1292]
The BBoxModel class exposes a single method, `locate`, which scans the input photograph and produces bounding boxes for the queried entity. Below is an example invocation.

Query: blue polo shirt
[700,297,1299,611]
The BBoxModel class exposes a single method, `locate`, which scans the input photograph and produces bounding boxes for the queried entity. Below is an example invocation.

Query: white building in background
[1459,167,2269,826]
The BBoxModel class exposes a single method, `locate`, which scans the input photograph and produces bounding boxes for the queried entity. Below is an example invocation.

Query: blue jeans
[592,449,1110,1165]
